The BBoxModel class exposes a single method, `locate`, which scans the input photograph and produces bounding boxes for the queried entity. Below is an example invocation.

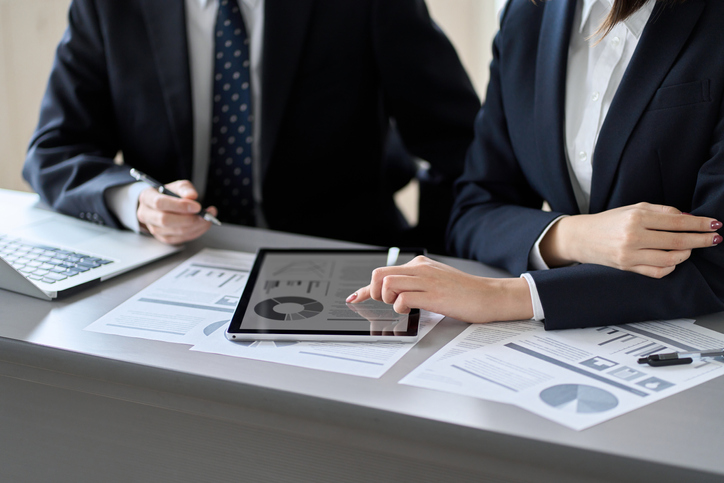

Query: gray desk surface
[1,190,722,483]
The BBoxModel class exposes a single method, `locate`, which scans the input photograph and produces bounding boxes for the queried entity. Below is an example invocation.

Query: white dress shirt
[105,0,264,231]
[522,0,655,321]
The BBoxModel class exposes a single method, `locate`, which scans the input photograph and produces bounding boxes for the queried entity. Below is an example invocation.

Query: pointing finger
[347,285,371,304]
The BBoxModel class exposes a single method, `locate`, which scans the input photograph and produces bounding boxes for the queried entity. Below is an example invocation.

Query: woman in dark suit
[349,0,724,330]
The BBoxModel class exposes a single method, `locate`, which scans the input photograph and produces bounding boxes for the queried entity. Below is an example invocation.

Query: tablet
[226,248,425,342]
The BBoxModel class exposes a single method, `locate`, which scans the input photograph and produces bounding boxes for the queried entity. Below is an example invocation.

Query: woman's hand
[346,256,534,323]
[137,180,218,245]
[540,202,722,278]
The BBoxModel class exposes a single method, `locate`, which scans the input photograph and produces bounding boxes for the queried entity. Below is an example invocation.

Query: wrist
[540,216,578,267]
[483,277,534,322]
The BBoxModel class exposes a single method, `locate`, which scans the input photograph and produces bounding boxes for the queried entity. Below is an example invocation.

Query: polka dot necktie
[205,0,255,225]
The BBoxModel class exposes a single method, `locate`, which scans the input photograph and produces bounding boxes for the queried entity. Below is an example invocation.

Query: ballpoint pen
[637,349,724,367]
[129,168,222,226]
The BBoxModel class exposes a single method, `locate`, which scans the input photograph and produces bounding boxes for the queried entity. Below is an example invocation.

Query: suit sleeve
[22,0,131,228]
[447,4,724,329]
[447,9,562,277]
[530,96,724,330]
[371,0,480,180]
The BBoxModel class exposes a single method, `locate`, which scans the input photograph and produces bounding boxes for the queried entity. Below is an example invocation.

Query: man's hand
[540,203,722,278]
[137,180,218,244]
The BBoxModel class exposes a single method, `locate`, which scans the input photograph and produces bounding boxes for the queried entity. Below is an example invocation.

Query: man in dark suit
[23,0,480,250]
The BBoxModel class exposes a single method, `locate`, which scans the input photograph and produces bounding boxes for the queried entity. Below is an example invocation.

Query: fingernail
[187,204,198,213]
[712,221,723,230]
[714,235,723,245]
[346,292,358,303]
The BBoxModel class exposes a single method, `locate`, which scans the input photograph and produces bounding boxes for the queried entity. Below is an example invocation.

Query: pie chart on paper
[539,384,619,414]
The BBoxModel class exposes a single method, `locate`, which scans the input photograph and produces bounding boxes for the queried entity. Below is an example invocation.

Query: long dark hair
[598,0,687,36]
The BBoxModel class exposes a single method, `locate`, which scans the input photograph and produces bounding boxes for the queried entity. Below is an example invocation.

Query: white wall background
[0,0,502,193]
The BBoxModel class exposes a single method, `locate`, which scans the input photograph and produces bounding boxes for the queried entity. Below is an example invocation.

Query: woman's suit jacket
[448,0,724,329]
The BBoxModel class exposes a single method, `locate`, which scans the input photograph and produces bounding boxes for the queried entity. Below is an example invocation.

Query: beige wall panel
[427,0,499,97]
[0,5,10,190]
[0,0,70,192]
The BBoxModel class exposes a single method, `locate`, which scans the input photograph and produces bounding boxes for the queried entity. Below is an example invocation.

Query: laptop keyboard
[0,234,114,284]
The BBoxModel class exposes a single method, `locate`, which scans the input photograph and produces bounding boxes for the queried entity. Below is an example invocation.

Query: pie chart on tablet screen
[254,296,324,321]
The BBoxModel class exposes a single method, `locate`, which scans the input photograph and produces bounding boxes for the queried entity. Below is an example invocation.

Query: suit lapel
[139,0,194,178]
[589,0,705,213]
[260,0,316,180]
[534,0,580,214]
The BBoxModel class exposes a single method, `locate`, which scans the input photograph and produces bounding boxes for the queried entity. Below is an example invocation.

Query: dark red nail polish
[714,235,723,245]
[712,221,723,230]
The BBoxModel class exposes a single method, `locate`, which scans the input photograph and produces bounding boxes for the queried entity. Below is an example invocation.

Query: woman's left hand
[346,256,534,323]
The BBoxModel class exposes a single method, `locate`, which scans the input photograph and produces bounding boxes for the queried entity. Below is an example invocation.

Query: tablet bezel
[225,248,425,342]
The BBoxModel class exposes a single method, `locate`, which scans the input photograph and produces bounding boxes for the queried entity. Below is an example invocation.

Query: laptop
[0,190,182,300]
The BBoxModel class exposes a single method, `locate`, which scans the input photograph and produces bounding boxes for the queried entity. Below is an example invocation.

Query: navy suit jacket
[23,0,480,247]
[448,0,724,329]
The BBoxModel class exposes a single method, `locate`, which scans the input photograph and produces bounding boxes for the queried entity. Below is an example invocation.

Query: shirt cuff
[520,272,545,321]
[103,181,148,233]
[528,215,568,270]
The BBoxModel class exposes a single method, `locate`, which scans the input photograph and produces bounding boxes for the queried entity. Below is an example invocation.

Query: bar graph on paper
[595,327,666,358]
[174,263,250,293]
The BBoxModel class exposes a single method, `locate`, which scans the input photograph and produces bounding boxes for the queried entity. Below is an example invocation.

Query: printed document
[401,319,724,430]
[85,248,442,378]
[85,248,254,344]
[191,310,442,378]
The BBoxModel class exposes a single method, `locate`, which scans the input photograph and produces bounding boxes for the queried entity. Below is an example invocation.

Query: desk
[1,189,722,483]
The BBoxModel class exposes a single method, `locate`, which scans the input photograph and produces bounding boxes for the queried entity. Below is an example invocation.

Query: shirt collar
[579,0,654,39]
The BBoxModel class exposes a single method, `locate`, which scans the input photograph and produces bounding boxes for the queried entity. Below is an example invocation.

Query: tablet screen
[226,249,424,341]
